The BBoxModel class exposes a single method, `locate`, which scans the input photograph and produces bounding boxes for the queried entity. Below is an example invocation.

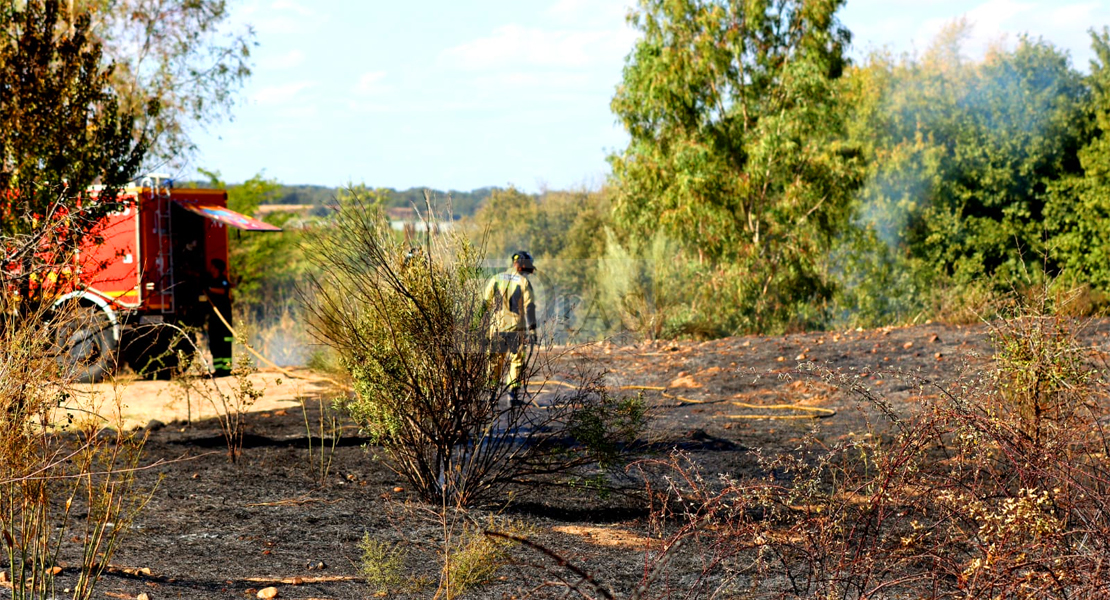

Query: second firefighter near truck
[485,251,537,407]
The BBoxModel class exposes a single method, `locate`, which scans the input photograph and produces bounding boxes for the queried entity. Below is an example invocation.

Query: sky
[186,0,1110,192]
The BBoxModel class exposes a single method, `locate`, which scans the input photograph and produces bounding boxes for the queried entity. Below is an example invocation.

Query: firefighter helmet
[512,251,534,273]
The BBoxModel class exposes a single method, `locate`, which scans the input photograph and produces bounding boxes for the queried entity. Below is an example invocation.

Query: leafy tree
[609,0,863,333]
[911,35,1084,286]
[200,170,312,312]
[1048,28,1110,292]
[470,187,537,260]
[0,0,150,278]
[78,0,253,164]
[842,24,1088,319]
[469,187,613,336]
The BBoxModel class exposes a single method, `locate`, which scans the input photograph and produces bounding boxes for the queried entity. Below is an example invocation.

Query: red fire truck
[54,175,279,382]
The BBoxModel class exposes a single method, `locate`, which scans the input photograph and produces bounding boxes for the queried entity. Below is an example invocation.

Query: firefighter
[484,251,537,407]
[206,258,233,377]
[401,246,424,271]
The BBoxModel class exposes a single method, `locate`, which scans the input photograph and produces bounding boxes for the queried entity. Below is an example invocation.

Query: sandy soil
[61,369,337,430]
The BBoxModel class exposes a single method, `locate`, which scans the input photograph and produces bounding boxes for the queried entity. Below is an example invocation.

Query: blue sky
[186,0,1110,192]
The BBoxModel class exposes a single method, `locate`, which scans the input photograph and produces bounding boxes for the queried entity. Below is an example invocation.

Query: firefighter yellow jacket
[484,269,536,333]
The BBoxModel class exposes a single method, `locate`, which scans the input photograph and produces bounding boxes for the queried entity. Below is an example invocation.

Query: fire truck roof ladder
[143,175,176,315]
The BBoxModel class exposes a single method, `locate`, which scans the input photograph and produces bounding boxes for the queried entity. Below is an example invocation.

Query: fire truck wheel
[56,307,117,383]
[123,324,193,380]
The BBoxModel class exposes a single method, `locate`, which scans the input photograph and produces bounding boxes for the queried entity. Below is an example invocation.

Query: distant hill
[267,185,501,218]
[382,186,500,218]
[270,184,335,207]
[176,180,507,218]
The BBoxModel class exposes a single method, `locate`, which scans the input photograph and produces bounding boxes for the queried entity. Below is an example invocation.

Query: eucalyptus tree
[609,0,864,332]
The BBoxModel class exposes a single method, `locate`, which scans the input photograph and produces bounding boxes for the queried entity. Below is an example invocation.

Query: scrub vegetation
[303,191,647,507]
[7,0,1110,598]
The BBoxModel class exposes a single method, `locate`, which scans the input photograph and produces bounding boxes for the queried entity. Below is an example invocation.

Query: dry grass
[0,300,151,600]
[617,290,1110,599]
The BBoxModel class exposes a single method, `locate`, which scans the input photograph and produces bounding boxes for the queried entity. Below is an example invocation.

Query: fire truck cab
[59,175,279,382]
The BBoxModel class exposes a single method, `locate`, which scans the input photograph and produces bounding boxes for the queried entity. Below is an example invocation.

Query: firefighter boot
[509,387,524,408]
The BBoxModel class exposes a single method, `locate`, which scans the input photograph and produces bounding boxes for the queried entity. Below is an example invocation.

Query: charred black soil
[33,321,1110,599]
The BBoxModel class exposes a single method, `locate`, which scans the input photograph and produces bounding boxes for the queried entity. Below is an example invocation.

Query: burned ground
[28,321,1110,599]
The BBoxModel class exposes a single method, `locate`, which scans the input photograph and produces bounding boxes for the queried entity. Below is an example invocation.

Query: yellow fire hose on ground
[209,302,834,419]
[528,380,836,420]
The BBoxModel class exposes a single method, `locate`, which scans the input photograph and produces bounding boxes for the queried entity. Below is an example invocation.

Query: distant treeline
[183,177,503,219]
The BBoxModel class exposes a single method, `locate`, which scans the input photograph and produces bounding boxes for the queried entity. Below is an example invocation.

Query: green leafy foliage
[359,535,408,595]
[0,0,151,301]
[840,24,1090,324]
[468,187,613,340]
[1048,27,1110,294]
[472,188,609,280]
[566,391,648,470]
[78,0,253,163]
[609,0,864,333]
[199,170,315,313]
[307,191,647,505]
[596,230,695,339]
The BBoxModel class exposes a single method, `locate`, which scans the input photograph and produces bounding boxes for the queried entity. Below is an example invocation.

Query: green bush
[989,287,1099,444]
[305,191,647,506]
[597,230,695,339]
[441,516,525,596]
[359,535,407,595]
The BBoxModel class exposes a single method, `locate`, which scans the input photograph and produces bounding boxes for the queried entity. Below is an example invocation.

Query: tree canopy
[608,0,864,331]
[1048,28,1110,291]
[0,0,150,248]
[848,24,1088,291]
[78,0,253,165]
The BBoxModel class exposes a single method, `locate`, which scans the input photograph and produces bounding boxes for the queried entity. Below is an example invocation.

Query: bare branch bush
[611,288,1110,599]
[305,190,647,507]
[0,297,151,600]
[172,340,261,463]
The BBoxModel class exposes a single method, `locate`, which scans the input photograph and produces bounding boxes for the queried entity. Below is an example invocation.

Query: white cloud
[1045,1,1101,25]
[908,1,1110,66]
[270,0,315,17]
[251,81,315,105]
[354,71,389,95]
[240,0,326,35]
[467,71,595,99]
[273,105,319,120]
[963,0,1037,44]
[440,24,637,71]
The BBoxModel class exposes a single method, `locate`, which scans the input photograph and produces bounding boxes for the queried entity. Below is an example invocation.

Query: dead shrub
[169,335,261,463]
[525,288,1110,599]
[0,299,151,600]
[305,191,647,506]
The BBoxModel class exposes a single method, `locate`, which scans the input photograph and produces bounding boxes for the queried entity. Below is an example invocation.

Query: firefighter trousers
[489,330,527,390]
